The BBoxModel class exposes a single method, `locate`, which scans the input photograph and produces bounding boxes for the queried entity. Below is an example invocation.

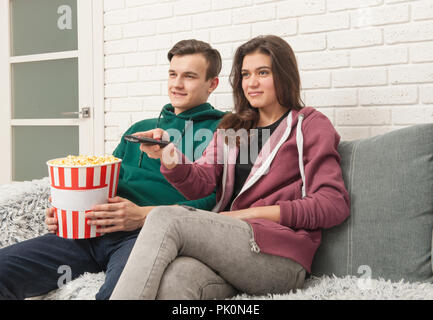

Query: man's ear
[208,77,219,94]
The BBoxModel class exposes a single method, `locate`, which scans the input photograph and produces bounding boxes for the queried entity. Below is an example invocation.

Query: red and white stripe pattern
[48,163,120,196]
[48,161,121,239]
[54,208,98,239]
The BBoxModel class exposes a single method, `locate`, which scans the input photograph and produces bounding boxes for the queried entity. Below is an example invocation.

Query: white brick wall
[103,0,433,152]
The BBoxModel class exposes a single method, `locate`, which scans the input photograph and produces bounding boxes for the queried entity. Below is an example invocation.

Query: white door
[0,0,104,183]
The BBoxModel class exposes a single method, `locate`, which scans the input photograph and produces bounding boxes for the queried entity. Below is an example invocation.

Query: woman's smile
[248,91,263,97]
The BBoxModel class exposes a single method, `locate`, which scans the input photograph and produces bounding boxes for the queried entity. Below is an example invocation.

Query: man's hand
[86,196,154,234]
[45,207,58,233]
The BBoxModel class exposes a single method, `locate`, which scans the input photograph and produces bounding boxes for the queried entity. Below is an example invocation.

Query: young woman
[110,35,350,300]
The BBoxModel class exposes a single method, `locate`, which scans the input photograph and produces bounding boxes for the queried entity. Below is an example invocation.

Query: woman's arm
[278,114,350,230]
[135,129,224,200]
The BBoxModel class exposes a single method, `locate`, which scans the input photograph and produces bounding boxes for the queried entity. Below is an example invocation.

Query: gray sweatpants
[110,205,305,300]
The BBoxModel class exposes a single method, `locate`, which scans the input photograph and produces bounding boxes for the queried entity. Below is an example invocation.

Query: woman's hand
[133,129,178,169]
[220,205,281,223]
[86,197,155,234]
[219,210,250,220]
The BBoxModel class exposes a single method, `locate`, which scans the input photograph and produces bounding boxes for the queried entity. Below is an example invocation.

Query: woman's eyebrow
[241,66,272,72]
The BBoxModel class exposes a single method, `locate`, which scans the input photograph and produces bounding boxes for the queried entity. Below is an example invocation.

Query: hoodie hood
[158,103,226,124]
[156,102,226,160]
[290,106,317,128]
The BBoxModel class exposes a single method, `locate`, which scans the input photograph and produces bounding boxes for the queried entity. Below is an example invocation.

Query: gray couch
[0,123,432,299]
[313,123,433,283]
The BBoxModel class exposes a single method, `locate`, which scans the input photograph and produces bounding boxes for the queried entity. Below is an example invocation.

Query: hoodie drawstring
[296,114,306,198]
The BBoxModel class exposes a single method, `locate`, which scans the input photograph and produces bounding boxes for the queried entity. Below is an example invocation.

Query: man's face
[168,53,218,114]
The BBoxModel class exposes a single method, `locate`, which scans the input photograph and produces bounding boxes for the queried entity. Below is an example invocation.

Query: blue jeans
[0,230,139,300]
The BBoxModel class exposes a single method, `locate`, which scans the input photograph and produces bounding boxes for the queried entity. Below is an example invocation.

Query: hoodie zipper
[212,141,228,212]
[229,112,294,211]
[248,223,261,253]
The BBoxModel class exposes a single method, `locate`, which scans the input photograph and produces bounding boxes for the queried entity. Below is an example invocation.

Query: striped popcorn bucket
[47,158,122,239]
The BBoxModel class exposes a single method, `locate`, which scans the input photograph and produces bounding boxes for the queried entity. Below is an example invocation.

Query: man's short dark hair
[167,39,222,80]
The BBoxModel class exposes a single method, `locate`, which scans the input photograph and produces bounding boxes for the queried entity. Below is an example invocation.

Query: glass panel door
[11,0,78,56]
[13,126,79,181]
[12,58,79,119]
[1,0,95,183]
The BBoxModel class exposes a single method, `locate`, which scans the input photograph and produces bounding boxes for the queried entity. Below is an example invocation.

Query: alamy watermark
[57,265,72,289]
[158,121,273,168]
[57,5,72,30]
[357,265,372,290]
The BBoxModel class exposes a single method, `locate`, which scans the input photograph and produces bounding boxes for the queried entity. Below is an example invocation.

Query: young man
[0,40,226,300]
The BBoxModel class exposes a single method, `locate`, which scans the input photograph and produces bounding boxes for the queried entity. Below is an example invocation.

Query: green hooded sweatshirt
[113,103,225,209]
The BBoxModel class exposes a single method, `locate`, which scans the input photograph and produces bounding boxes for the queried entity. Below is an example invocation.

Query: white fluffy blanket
[1,178,433,300]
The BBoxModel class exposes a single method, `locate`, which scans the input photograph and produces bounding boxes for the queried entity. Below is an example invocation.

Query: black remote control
[124,135,170,147]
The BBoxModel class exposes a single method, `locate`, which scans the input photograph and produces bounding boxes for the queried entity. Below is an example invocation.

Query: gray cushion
[311,123,433,283]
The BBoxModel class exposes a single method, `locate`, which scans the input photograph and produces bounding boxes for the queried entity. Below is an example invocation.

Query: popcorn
[47,155,122,239]
[48,155,120,167]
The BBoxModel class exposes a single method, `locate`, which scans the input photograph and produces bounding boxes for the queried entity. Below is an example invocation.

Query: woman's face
[241,52,281,111]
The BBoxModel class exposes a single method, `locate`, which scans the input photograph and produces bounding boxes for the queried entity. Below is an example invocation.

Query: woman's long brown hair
[219,35,304,132]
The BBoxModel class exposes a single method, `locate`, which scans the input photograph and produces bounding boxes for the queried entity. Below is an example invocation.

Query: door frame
[0,0,104,184]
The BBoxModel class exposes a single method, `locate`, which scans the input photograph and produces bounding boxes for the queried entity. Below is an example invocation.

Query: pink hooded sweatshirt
[161,107,350,273]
